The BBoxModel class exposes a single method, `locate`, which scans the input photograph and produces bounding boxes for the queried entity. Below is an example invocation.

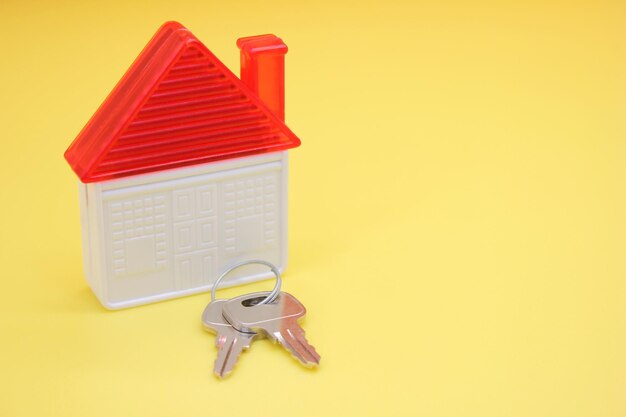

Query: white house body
[80,152,288,309]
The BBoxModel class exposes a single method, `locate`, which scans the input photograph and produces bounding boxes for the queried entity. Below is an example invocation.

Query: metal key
[223,291,320,367]
[201,299,258,378]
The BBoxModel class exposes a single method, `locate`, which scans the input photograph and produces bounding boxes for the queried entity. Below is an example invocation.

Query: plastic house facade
[64,22,301,309]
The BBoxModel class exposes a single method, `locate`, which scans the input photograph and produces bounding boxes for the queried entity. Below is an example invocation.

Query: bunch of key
[202,291,321,378]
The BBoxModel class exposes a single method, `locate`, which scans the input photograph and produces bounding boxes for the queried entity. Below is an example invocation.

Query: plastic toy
[64,22,301,309]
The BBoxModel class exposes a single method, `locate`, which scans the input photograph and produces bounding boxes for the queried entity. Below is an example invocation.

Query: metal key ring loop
[210,260,282,304]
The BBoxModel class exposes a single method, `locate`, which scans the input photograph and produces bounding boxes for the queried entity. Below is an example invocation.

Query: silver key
[223,292,320,367]
[201,299,258,378]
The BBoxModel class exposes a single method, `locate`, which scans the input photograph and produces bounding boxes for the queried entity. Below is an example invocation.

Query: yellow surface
[0,1,624,416]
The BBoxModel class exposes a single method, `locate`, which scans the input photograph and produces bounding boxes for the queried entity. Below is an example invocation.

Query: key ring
[210,260,282,305]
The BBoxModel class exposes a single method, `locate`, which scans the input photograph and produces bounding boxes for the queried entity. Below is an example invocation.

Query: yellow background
[0,1,624,416]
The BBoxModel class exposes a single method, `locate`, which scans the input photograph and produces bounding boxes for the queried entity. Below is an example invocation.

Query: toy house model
[64,22,301,309]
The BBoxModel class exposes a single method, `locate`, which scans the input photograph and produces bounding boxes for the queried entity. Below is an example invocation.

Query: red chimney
[237,35,288,121]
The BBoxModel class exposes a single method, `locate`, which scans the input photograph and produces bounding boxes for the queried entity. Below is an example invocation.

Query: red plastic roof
[65,22,300,183]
